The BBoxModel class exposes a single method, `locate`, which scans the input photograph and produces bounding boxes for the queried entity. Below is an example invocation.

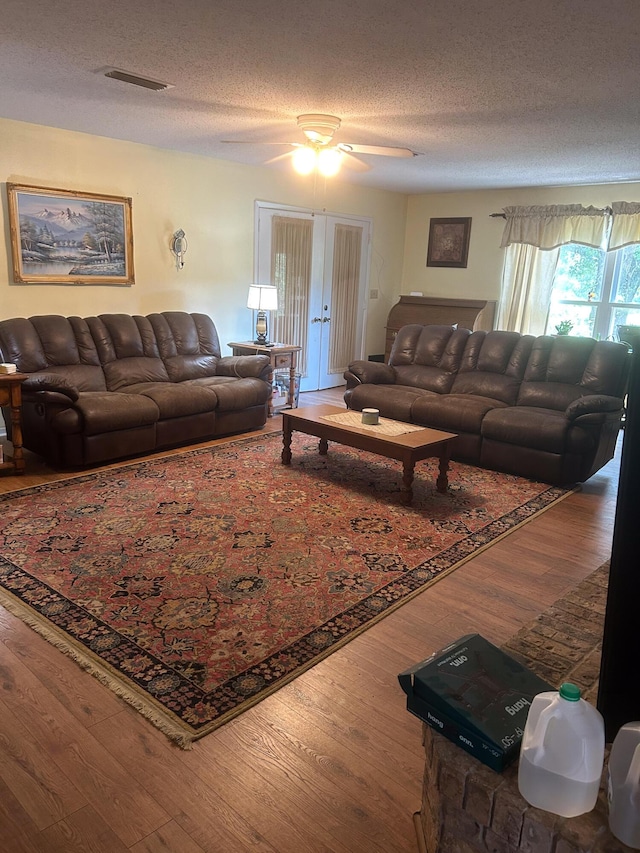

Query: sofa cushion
[481,406,594,455]
[102,357,171,391]
[87,314,171,390]
[162,353,219,382]
[345,384,438,422]
[148,312,220,381]
[452,330,534,405]
[122,382,219,418]
[88,314,160,359]
[390,324,471,393]
[516,380,585,412]
[519,335,630,408]
[412,394,509,434]
[451,371,523,405]
[191,376,272,412]
[393,364,456,394]
[50,392,159,436]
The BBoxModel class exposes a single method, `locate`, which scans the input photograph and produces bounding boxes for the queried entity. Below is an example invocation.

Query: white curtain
[497,205,611,335]
[609,202,640,250]
[496,244,560,334]
[270,216,313,376]
[328,223,362,374]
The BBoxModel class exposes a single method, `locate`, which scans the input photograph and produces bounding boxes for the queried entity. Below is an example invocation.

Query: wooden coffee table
[281,404,457,504]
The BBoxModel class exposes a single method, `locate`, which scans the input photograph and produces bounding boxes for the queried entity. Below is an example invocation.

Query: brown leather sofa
[0,311,272,467]
[344,324,629,485]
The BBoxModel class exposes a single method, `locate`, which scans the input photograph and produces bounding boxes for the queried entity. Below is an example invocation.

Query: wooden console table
[0,373,28,475]
[228,342,302,417]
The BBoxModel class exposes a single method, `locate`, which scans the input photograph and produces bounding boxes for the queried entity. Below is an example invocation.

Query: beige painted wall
[401,182,640,309]
[5,114,638,357]
[0,117,408,355]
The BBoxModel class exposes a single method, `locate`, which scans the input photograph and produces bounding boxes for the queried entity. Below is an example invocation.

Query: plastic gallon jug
[517,682,605,817]
[608,722,640,848]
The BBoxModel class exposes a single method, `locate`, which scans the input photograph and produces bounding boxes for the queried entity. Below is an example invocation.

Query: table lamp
[247,285,278,345]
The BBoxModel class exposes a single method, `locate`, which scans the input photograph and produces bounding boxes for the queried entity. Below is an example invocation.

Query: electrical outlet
[370,289,379,299]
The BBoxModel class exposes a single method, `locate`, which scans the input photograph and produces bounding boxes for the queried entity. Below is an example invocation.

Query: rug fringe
[0,587,193,749]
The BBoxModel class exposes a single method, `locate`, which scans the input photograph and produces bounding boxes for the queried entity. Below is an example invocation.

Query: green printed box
[398,633,553,771]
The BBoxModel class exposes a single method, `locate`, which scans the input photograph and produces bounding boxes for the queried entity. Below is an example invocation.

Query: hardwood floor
[0,388,621,852]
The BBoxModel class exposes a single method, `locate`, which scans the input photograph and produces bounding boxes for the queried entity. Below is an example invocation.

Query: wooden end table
[281,404,457,504]
[0,373,28,475]
[228,341,302,417]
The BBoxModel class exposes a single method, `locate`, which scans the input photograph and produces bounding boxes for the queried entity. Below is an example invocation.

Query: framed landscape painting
[426,217,472,268]
[7,183,135,285]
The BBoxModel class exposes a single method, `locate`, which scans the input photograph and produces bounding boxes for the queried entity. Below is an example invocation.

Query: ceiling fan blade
[338,143,417,158]
[340,151,371,172]
[220,140,298,146]
[264,150,297,166]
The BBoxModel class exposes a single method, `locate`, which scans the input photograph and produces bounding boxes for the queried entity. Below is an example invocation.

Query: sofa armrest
[565,394,624,421]
[22,374,80,401]
[217,355,272,383]
[344,360,396,390]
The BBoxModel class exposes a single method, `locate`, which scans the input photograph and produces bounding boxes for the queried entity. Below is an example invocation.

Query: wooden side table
[0,373,28,475]
[228,342,302,417]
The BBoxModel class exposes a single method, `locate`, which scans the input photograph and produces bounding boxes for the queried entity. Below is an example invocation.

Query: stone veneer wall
[415,563,631,853]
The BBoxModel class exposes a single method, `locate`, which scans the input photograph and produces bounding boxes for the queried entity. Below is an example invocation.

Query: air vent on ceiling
[103,68,173,91]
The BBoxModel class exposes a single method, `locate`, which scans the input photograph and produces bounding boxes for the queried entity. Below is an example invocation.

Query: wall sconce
[247,284,278,345]
[170,229,188,270]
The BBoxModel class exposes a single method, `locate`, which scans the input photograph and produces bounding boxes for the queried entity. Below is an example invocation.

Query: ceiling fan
[222,114,418,176]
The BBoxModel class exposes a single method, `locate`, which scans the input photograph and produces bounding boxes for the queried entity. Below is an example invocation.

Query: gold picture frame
[7,183,135,285]
[426,217,472,268]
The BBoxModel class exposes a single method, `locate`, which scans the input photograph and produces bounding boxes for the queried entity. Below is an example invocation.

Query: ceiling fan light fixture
[297,114,341,146]
[317,147,342,177]
[292,145,317,175]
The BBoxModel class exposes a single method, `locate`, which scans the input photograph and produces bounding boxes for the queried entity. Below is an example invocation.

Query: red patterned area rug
[0,432,574,747]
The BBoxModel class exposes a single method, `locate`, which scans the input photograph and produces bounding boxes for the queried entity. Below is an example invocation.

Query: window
[547,243,640,340]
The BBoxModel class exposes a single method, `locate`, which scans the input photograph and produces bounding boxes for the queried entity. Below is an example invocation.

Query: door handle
[312,317,322,323]
[322,317,331,323]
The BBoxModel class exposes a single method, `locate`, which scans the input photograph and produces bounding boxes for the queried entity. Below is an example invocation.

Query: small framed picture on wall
[426,217,471,268]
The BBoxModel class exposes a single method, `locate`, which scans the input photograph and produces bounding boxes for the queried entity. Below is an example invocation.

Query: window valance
[609,201,640,250]
[500,202,640,251]
[500,205,610,250]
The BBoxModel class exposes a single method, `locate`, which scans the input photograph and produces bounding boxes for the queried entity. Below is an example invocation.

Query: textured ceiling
[2,0,640,194]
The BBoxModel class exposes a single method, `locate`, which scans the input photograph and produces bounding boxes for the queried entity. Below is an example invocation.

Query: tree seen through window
[547,244,640,340]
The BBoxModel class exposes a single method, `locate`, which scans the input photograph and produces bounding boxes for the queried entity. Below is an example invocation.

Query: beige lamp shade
[247,284,278,311]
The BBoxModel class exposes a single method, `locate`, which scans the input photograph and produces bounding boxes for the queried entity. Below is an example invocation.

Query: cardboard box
[398,633,553,771]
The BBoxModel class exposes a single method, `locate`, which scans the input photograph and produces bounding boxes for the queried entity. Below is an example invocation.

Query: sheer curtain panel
[328,223,362,375]
[270,216,313,376]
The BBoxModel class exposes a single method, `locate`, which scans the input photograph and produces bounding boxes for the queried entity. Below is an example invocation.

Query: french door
[256,203,371,391]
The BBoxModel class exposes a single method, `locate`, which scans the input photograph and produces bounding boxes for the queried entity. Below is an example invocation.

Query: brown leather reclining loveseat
[0,311,272,467]
[344,324,629,485]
